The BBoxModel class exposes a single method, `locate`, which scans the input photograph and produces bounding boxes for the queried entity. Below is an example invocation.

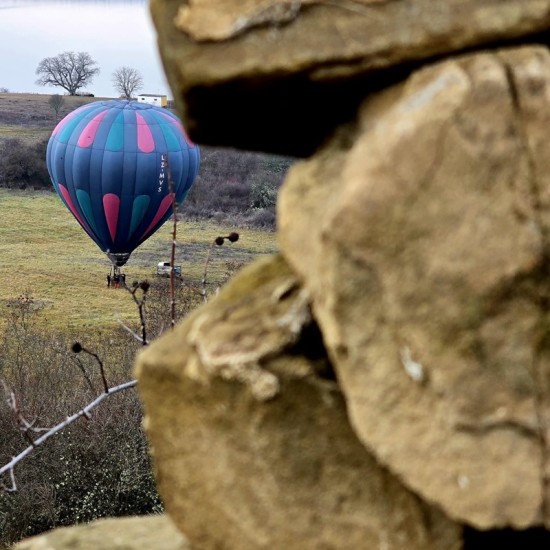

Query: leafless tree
[112,66,143,100]
[48,94,65,120]
[35,51,99,96]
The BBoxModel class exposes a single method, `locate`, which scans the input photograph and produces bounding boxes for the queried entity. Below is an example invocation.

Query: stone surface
[150,0,550,156]
[13,515,190,550]
[278,45,550,529]
[135,254,462,550]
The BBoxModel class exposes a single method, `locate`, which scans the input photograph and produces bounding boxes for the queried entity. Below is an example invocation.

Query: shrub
[249,177,278,209]
[245,207,277,229]
[179,146,294,229]
[0,295,161,547]
[0,138,51,189]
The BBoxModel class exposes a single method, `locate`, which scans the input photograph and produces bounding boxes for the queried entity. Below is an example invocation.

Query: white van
[156,262,182,277]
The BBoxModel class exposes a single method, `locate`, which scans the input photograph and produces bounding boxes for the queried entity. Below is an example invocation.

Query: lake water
[0,0,170,97]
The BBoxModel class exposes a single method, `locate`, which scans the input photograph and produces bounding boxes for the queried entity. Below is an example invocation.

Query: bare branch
[0,467,16,493]
[201,233,240,302]
[123,282,150,346]
[117,317,146,344]
[0,270,152,493]
[73,356,96,395]
[72,343,109,393]
[2,380,52,450]
[165,154,178,330]
[201,240,217,303]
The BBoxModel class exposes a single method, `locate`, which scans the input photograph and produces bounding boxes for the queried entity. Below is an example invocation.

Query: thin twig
[123,282,149,346]
[73,356,97,395]
[74,344,109,394]
[201,240,217,303]
[2,380,51,451]
[165,153,178,329]
[0,467,16,492]
[116,317,145,344]
[201,233,240,303]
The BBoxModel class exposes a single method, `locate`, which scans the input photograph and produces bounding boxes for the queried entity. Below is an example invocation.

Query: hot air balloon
[46,99,200,267]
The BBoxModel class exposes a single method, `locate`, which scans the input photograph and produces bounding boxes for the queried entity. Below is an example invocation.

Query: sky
[0,0,171,98]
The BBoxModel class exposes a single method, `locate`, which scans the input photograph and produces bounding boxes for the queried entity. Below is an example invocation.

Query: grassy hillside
[0,92,107,122]
[0,93,284,328]
[0,189,277,330]
[0,92,104,144]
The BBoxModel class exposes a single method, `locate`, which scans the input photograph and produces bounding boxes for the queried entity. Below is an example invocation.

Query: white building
[137,94,168,107]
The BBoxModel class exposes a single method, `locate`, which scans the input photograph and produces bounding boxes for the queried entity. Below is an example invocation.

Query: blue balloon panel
[46,100,200,266]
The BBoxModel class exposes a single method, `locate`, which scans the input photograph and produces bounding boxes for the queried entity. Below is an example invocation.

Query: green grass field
[0,189,278,330]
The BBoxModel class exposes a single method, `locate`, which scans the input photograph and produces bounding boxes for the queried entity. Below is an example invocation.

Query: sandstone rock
[150,0,550,155]
[278,45,550,529]
[13,515,190,550]
[135,255,462,550]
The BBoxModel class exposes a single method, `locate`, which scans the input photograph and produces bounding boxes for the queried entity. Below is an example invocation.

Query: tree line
[35,51,143,99]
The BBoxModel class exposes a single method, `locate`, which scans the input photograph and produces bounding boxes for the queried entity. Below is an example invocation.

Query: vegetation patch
[0,302,159,547]
[0,189,278,330]
[0,93,294,228]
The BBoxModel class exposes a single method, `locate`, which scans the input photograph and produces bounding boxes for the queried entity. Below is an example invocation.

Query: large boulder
[150,0,550,156]
[13,515,190,550]
[278,45,550,529]
[135,255,462,550]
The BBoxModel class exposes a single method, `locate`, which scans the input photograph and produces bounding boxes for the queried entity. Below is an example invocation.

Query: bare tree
[48,94,65,121]
[35,51,99,96]
[112,66,143,100]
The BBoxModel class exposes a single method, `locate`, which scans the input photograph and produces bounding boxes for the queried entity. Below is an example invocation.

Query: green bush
[249,178,278,209]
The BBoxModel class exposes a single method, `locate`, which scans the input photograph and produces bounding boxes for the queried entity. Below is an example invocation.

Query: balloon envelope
[46,100,200,266]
